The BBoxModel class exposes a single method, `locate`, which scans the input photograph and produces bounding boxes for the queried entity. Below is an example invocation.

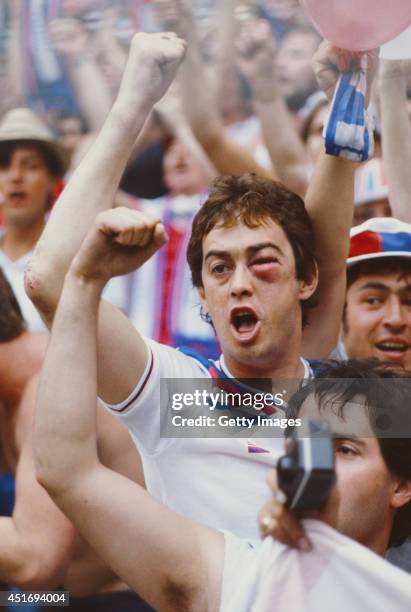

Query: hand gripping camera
[277,420,335,513]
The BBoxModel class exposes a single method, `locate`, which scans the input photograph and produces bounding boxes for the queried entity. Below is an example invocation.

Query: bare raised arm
[379,59,411,223]
[34,230,224,611]
[0,377,75,590]
[26,32,187,403]
[154,0,274,179]
[302,43,377,357]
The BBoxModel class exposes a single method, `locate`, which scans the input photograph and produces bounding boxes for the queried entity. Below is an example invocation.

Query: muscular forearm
[306,153,354,273]
[35,272,103,492]
[302,154,354,356]
[380,73,411,222]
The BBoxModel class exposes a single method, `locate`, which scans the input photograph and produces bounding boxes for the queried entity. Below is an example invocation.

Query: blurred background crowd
[0,0,411,356]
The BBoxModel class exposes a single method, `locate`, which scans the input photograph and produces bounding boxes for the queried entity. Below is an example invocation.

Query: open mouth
[230,307,261,342]
[375,341,410,359]
[9,192,26,204]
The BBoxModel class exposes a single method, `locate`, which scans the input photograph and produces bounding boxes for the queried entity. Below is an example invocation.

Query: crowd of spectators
[0,1,411,610]
[1,0,410,351]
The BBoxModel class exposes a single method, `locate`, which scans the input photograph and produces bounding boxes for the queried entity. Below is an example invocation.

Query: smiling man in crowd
[340,217,411,370]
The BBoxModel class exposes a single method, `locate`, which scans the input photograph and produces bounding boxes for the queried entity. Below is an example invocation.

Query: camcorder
[277,420,335,513]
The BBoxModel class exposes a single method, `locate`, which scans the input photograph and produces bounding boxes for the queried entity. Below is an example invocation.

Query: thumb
[143,222,168,260]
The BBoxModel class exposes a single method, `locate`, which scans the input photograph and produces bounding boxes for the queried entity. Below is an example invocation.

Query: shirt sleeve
[103,337,209,454]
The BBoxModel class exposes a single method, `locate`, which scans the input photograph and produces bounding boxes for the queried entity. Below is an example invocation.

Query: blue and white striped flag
[323,55,374,162]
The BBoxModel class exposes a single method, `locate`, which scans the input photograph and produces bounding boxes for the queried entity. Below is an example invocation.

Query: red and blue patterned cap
[347,217,411,267]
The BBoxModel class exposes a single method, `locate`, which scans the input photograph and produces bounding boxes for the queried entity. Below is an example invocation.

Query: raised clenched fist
[70,207,168,283]
[312,41,378,106]
[116,32,187,111]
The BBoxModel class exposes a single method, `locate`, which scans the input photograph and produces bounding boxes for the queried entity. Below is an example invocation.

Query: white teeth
[378,343,408,351]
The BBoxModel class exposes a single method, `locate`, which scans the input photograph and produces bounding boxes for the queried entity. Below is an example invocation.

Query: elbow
[35,451,90,502]
[34,442,70,499]
[24,259,57,321]
[35,459,67,500]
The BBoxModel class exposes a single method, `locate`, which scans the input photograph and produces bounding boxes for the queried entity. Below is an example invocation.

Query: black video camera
[277,420,335,513]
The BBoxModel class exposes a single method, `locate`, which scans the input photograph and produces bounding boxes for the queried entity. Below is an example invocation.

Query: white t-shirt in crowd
[221,520,411,611]
[105,338,312,540]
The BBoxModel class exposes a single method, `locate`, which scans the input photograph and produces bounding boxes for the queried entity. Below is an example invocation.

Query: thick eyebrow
[358,282,390,292]
[204,242,284,263]
[358,282,411,293]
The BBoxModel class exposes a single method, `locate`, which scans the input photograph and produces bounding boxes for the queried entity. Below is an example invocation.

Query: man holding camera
[34,286,411,610]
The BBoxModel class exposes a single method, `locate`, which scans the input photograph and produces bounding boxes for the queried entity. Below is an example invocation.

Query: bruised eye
[252,257,277,265]
[250,256,279,269]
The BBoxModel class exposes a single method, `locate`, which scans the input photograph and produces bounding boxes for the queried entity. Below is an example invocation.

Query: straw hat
[0,108,70,176]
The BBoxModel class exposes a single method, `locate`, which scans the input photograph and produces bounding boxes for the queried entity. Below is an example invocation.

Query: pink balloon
[300,0,411,50]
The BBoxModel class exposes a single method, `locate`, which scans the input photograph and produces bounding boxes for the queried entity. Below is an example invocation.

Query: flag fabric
[323,54,374,162]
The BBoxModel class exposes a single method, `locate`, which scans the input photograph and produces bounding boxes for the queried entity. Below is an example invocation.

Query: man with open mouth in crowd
[26,27,368,547]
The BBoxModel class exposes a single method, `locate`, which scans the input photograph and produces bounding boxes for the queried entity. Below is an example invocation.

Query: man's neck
[223,350,306,382]
[1,219,45,261]
[366,524,392,557]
